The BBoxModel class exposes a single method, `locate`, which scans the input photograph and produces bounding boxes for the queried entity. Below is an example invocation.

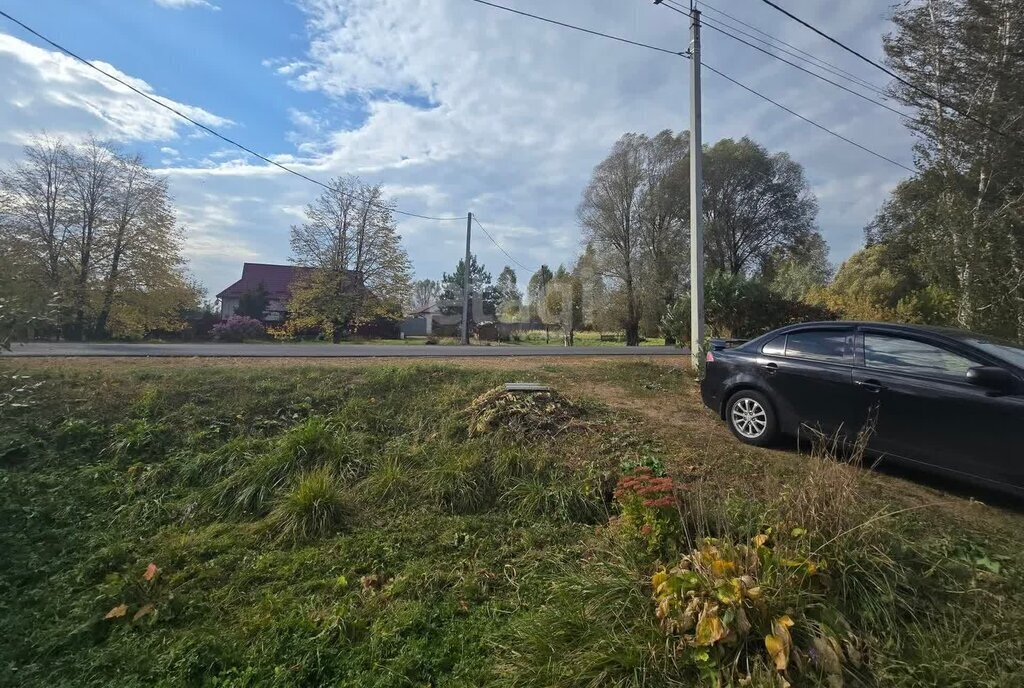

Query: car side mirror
[966,366,1015,392]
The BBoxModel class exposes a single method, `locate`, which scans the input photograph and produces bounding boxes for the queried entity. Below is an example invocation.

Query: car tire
[725,390,778,446]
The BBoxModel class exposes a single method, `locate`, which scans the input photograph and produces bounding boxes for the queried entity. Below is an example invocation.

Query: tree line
[0,135,200,341]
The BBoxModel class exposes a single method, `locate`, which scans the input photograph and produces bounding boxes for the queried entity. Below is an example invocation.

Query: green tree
[0,134,199,340]
[877,0,1024,339]
[439,254,498,328]
[495,266,523,321]
[703,137,820,276]
[236,282,270,320]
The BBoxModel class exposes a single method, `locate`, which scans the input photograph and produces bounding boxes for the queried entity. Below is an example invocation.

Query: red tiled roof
[216,263,315,299]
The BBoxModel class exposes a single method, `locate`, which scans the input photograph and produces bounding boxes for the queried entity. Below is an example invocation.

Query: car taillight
[706,351,715,363]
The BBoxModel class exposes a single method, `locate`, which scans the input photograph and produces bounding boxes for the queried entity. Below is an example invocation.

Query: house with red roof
[216,263,315,323]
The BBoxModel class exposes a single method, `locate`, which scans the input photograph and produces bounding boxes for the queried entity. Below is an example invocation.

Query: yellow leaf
[695,603,727,646]
[710,558,736,577]
[104,603,128,620]
[651,570,668,591]
[132,603,155,622]
[752,533,769,548]
[765,634,787,671]
[143,563,159,582]
[767,615,794,671]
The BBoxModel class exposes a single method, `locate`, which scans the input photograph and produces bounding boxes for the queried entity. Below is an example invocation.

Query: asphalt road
[4,342,688,358]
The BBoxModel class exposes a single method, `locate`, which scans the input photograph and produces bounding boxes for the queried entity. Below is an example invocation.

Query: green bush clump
[268,466,353,542]
[204,416,364,517]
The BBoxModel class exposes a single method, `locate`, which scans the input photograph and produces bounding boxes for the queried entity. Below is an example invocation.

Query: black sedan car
[700,322,1024,496]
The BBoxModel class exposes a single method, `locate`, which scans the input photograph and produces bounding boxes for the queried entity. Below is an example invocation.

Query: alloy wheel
[731,397,767,439]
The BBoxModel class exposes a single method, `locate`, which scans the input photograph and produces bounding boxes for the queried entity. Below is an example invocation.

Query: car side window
[785,330,852,362]
[863,334,977,378]
[761,335,786,356]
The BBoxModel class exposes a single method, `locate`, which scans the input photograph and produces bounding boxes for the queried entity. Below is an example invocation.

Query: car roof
[742,321,1024,370]
[770,321,1011,344]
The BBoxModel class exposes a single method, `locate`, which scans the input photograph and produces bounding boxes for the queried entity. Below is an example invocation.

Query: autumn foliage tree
[0,134,200,340]
[289,176,412,339]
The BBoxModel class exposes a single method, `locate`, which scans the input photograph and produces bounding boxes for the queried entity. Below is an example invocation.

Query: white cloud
[0,34,231,146]
[153,0,220,11]
[1,0,918,293]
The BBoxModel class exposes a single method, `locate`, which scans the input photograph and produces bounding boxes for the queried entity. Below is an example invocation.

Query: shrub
[266,315,334,342]
[212,315,265,342]
[612,467,681,557]
[268,467,352,541]
[651,534,859,686]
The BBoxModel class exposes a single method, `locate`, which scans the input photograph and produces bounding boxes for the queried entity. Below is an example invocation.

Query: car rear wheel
[726,390,777,446]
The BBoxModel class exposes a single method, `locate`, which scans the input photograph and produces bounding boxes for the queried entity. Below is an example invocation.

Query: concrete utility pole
[689,8,705,368]
[461,211,473,345]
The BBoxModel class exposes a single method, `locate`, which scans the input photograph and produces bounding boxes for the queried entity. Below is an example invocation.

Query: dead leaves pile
[462,386,585,438]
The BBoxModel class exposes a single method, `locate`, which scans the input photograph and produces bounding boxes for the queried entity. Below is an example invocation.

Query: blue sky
[0,0,916,299]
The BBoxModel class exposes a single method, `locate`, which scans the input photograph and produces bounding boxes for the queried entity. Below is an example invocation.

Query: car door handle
[763,362,778,375]
[856,378,883,393]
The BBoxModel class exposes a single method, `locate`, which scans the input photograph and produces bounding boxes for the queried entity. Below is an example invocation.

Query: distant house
[217,263,314,322]
[400,303,442,336]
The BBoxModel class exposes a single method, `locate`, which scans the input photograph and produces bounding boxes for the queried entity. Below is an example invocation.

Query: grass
[1,356,1023,686]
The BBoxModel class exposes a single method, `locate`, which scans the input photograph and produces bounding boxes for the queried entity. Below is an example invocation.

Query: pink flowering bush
[212,315,265,342]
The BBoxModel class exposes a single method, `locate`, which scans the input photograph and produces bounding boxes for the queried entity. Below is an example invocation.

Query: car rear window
[785,330,851,362]
[864,334,977,378]
[761,335,786,356]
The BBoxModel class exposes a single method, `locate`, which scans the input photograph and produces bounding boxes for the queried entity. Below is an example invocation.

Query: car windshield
[964,337,1024,369]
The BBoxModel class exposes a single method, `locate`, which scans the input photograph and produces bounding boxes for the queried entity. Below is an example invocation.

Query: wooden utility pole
[689,8,705,367]
[461,212,473,344]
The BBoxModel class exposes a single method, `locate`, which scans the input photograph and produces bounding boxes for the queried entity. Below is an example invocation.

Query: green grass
[1,358,1023,686]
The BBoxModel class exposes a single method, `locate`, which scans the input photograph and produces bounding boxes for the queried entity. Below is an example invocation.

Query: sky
[0,0,917,300]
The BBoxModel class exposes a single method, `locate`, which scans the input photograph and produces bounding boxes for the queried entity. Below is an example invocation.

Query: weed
[106,417,175,463]
[426,450,494,514]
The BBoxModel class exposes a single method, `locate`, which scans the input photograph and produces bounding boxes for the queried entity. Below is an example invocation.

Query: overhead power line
[756,0,1024,147]
[469,0,686,57]
[695,0,884,93]
[0,9,466,222]
[468,0,914,173]
[658,0,910,121]
[473,215,537,272]
[701,63,915,174]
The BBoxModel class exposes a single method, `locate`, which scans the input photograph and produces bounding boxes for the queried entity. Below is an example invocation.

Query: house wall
[220,297,239,320]
[220,297,288,322]
[400,316,428,336]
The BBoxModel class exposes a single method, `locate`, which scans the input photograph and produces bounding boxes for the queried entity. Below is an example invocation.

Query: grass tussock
[268,466,354,542]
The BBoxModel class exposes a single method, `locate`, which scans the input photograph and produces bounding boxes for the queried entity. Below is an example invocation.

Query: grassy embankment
[1,357,1022,687]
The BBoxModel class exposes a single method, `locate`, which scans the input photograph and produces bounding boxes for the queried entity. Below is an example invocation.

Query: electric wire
[756,0,1024,146]
[0,8,467,221]
[473,215,538,273]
